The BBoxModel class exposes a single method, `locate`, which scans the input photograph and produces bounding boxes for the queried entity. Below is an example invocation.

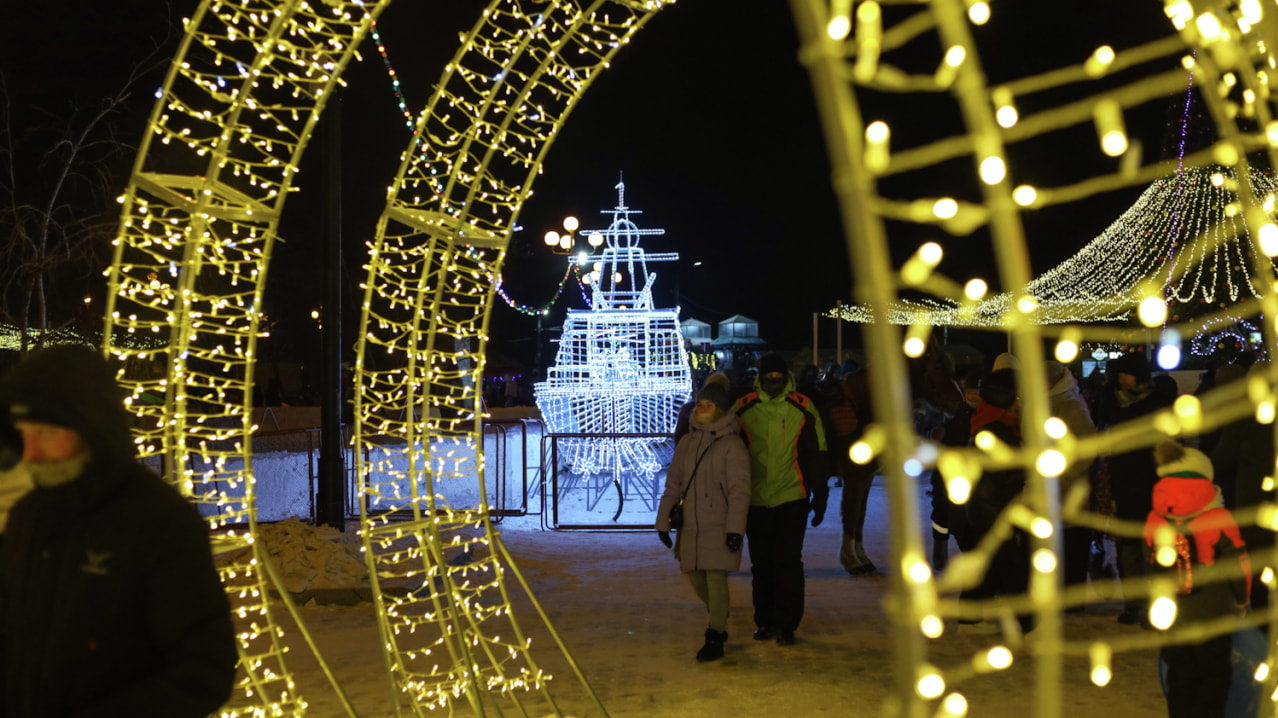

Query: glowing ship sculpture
[535,180,691,482]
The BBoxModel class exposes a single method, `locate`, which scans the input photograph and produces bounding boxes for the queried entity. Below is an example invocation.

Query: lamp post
[544,215,605,255]
[536,216,606,377]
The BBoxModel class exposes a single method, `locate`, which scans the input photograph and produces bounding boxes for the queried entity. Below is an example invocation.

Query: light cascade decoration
[104,0,673,715]
[534,180,691,487]
[792,0,1278,717]
[826,165,1278,328]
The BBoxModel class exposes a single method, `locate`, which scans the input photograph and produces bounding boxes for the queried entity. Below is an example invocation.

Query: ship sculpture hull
[536,308,690,486]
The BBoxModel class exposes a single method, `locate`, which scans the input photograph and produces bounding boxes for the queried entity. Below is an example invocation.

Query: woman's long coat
[655,412,751,573]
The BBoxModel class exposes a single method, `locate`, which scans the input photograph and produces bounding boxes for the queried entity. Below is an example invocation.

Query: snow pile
[252,517,368,592]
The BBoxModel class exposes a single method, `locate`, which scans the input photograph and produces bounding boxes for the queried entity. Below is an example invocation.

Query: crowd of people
[656,347,1267,718]
[0,340,1266,715]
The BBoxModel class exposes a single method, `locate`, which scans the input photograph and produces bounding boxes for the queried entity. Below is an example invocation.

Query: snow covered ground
[231,474,1168,718]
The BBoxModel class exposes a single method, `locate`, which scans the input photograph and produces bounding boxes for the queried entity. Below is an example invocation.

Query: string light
[826,165,1278,328]
[368,18,415,131]
[789,0,1278,714]
[99,0,1278,715]
[494,263,592,316]
[104,0,667,713]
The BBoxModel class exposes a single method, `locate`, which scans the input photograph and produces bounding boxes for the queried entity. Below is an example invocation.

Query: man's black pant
[1162,633,1231,718]
[746,498,809,633]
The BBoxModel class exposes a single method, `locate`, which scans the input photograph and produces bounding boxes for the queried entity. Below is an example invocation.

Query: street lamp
[544,216,578,254]
[543,215,605,254]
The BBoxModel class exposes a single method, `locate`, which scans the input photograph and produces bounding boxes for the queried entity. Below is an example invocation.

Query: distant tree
[0,37,170,353]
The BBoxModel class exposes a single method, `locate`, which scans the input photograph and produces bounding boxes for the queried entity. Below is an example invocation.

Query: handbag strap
[679,434,727,503]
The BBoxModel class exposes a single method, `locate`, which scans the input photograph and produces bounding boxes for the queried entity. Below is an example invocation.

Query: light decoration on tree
[792,0,1278,715]
[1189,316,1263,357]
[103,0,670,714]
[534,180,691,486]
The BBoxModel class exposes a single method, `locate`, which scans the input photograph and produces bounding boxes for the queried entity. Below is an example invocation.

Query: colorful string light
[367,18,415,131]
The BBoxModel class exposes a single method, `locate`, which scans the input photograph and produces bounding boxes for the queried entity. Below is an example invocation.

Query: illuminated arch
[791,0,1278,715]
[105,0,670,714]
[106,0,1278,714]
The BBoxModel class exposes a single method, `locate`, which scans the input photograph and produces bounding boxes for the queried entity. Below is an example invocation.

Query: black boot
[696,628,727,662]
[931,529,949,572]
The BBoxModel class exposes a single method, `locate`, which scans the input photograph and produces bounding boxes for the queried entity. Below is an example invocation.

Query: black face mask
[760,376,787,397]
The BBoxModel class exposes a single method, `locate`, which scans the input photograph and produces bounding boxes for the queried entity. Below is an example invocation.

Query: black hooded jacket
[0,345,237,717]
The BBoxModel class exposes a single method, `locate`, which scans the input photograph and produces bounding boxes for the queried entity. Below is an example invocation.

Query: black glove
[810,483,830,527]
[658,530,673,549]
[726,533,743,553]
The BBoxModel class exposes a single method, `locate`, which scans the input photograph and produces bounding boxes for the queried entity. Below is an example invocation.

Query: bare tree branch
[0,12,175,353]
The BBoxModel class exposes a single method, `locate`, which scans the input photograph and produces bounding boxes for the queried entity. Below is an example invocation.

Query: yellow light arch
[103,0,1278,716]
[105,0,669,714]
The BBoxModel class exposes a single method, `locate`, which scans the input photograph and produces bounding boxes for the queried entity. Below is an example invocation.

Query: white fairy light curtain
[828,165,1278,329]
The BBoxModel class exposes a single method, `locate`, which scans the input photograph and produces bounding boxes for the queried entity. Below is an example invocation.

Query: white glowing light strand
[535,181,691,480]
[823,166,1278,327]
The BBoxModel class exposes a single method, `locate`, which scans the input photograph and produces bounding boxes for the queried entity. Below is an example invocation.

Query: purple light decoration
[1163,58,1196,307]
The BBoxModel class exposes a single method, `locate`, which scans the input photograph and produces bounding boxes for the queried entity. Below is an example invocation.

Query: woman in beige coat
[656,383,751,662]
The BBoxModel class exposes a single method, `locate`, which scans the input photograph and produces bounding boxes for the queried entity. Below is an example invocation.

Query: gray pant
[688,570,730,632]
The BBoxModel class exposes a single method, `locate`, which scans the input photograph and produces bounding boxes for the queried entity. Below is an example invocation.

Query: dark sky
[1,0,1188,369]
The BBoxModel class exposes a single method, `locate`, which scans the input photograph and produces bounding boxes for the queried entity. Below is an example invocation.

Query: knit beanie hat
[704,372,730,391]
[697,383,733,414]
[1108,352,1151,384]
[1153,441,1213,481]
[757,354,788,376]
[992,353,1021,372]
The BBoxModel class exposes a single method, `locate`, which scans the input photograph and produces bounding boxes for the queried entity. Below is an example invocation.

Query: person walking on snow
[734,353,830,646]
[0,345,238,717]
[1144,441,1250,718]
[656,382,751,662]
[1101,352,1173,626]
[1045,360,1097,595]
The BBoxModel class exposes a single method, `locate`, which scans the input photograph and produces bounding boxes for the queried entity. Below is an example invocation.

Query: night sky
[1,0,1190,370]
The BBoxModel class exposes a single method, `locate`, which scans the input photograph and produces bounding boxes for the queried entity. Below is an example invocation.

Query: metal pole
[317,94,345,531]
[835,299,843,367]
[813,312,819,367]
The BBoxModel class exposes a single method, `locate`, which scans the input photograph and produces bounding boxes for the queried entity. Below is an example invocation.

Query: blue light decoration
[1157,329,1182,370]
[1190,316,1265,358]
[535,180,691,479]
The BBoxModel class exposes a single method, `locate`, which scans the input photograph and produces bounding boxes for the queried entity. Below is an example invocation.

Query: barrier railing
[538,431,676,530]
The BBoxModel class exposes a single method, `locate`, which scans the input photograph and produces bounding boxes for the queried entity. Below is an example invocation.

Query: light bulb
[979,156,1006,185]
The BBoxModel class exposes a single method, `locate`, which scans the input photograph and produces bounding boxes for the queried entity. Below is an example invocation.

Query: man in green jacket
[734,353,830,646]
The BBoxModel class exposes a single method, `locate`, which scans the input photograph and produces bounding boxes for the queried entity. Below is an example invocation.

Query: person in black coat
[0,345,238,717]
[959,369,1032,635]
[1212,362,1276,609]
[1100,352,1174,626]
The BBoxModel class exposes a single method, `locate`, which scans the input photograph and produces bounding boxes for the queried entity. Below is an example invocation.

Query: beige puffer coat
[656,411,751,573]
